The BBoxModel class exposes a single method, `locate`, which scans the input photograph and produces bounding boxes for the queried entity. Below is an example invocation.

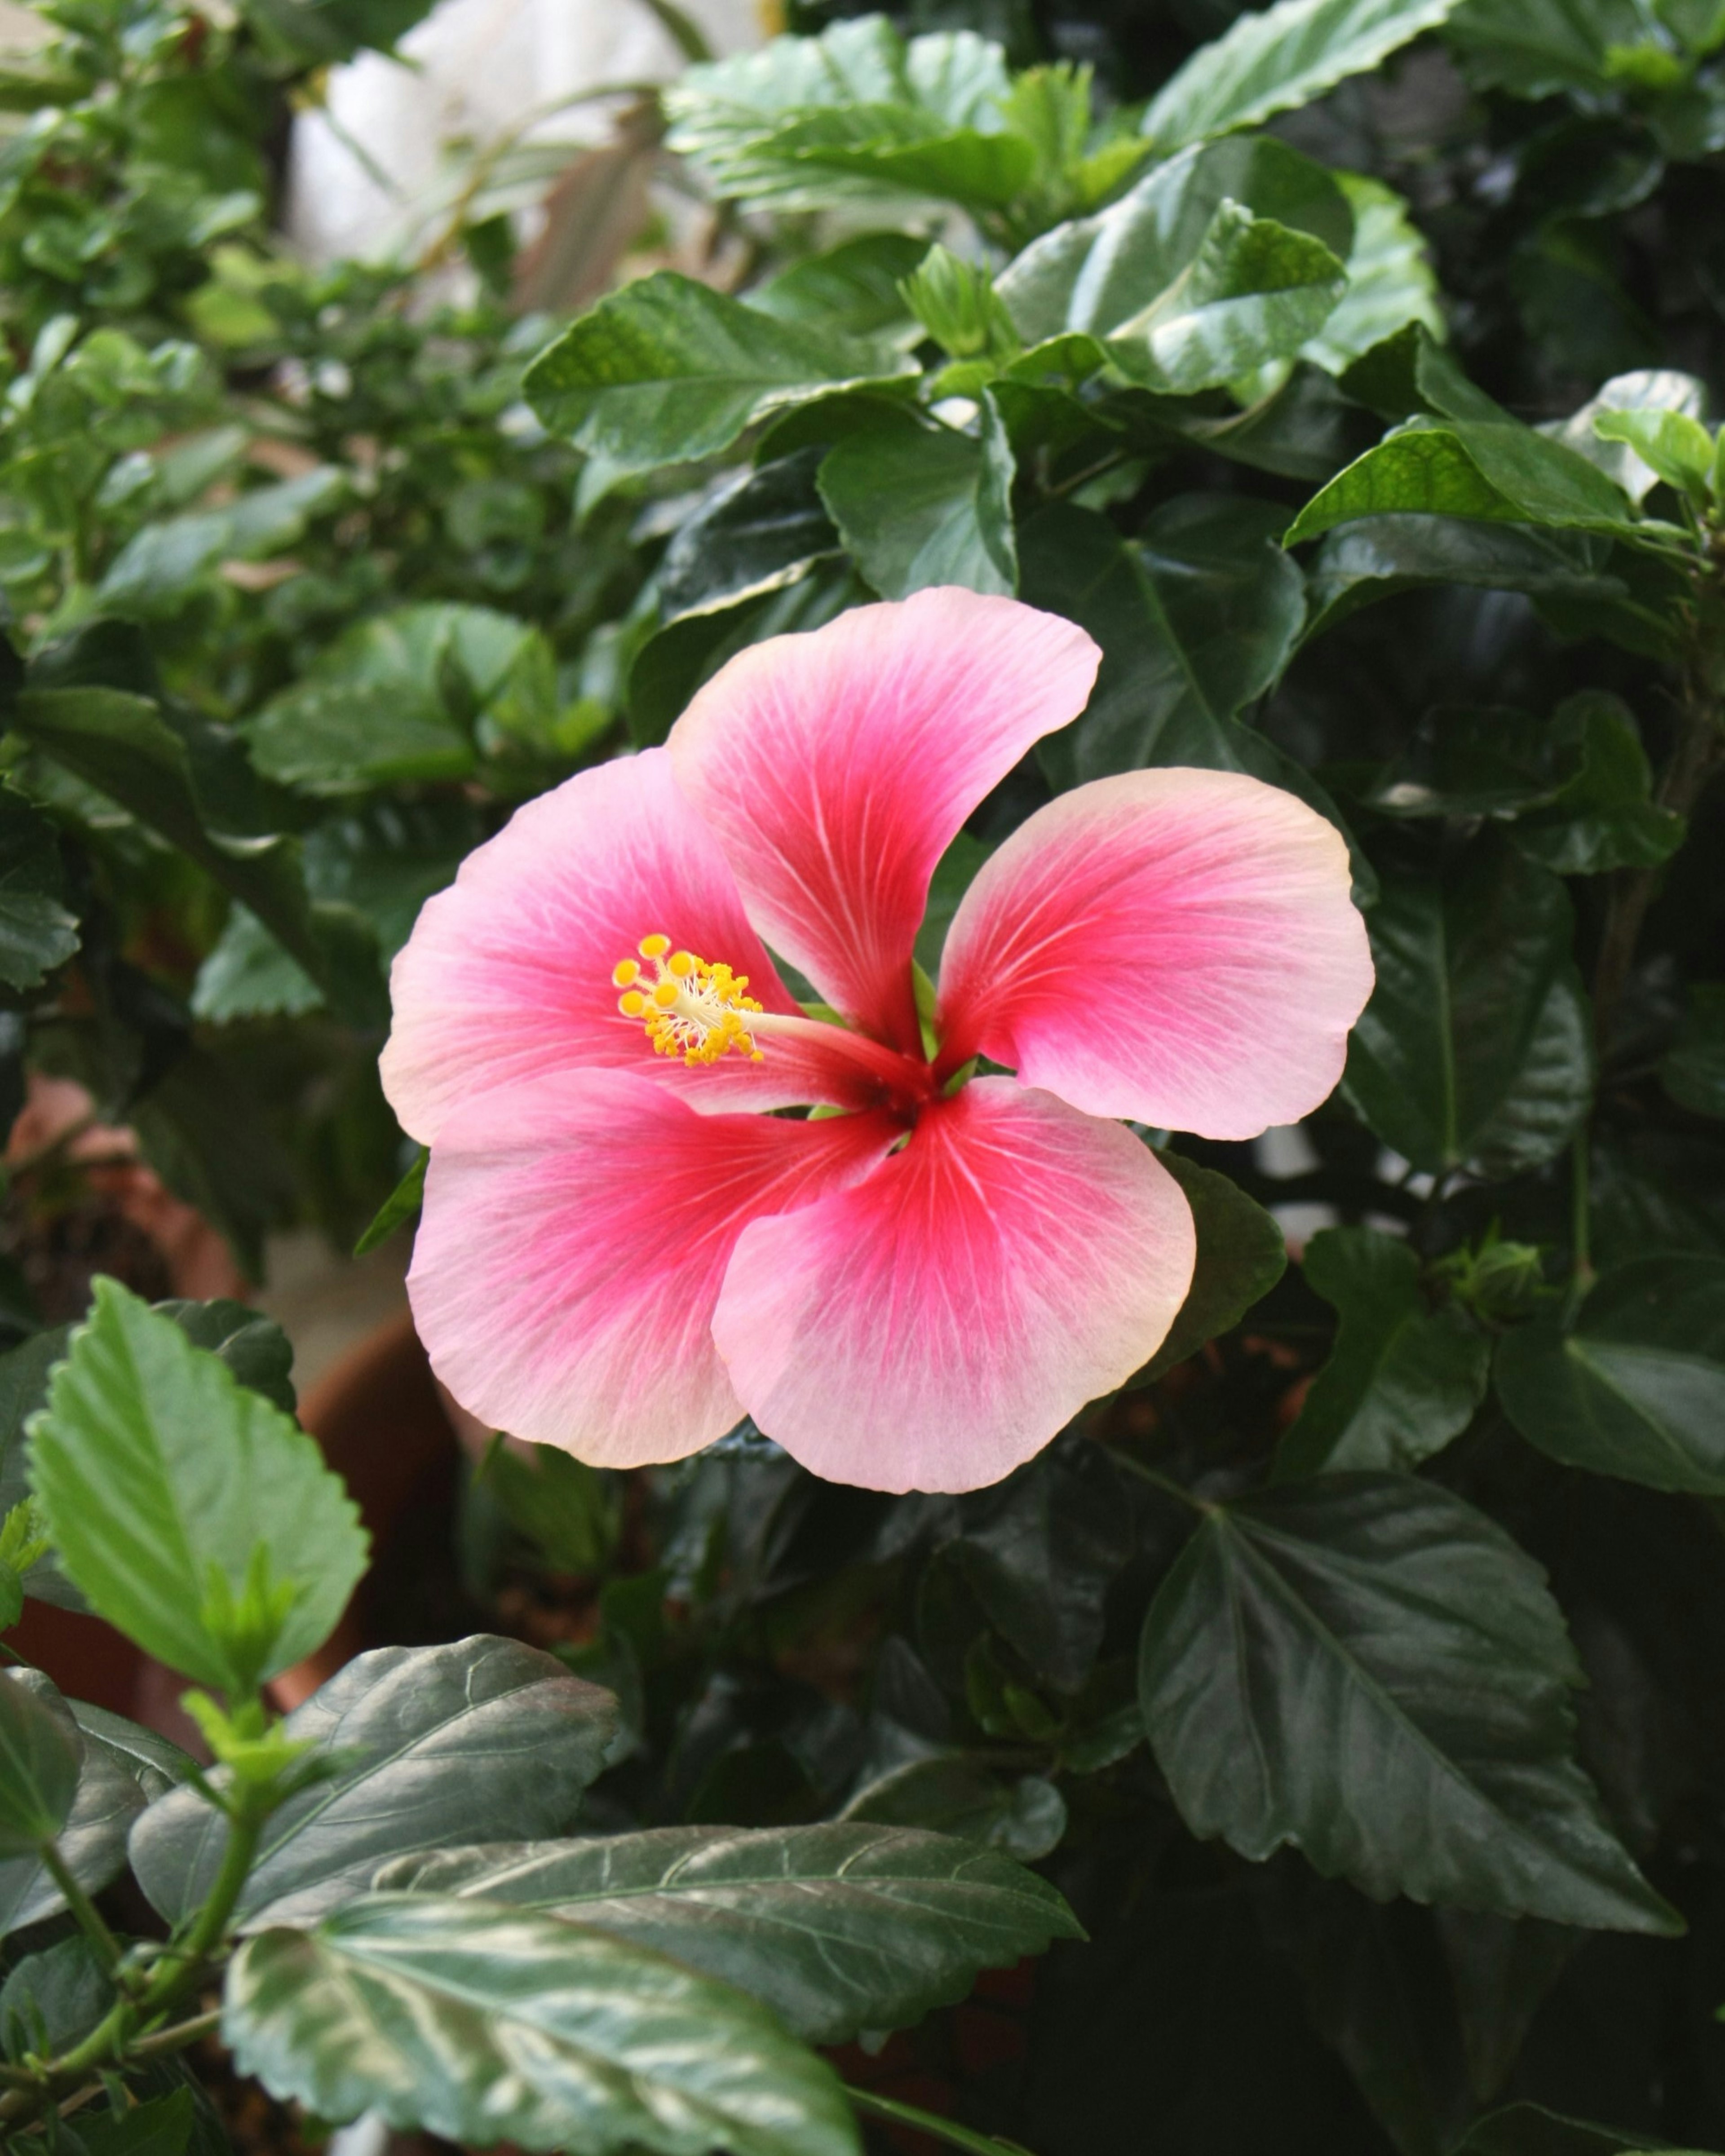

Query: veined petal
[380,750,872,1143]
[937,769,1373,1140]
[668,590,1100,1055]
[409,1070,899,1468]
[713,1080,1194,1494]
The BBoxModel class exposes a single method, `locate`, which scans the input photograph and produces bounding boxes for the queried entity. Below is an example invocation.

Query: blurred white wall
[287,0,765,264]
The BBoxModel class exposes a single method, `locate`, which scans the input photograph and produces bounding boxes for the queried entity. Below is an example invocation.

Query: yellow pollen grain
[618,989,647,1017]
[651,978,679,1008]
[637,932,670,959]
[612,959,640,988]
[668,950,696,978]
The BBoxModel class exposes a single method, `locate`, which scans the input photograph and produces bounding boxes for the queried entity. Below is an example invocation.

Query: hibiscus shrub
[1,0,1724,2153]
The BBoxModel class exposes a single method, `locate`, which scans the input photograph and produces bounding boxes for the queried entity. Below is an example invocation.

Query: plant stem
[36,1843,122,1974]
[129,2008,221,2061]
[1566,1128,1592,1318]
[846,2086,1037,2156]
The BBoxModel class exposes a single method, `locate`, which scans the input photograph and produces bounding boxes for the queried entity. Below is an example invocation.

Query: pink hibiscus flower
[380,589,1373,1494]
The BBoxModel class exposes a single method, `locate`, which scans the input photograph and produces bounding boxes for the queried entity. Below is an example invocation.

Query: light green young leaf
[0,1669,80,1857]
[1593,405,1715,499]
[1143,0,1468,151]
[524,272,916,477]
[224,1894,861,2156]
[1549,367,1708,502]
[27,1279,368,1692]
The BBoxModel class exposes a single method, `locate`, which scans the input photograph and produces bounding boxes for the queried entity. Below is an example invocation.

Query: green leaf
[1593,405,1715,500]
[191,904,323,1023]
[62,2089,195,2156]
[4,686,383,1025]
[1285,419,1637,546]
[1511,692,1685,875]
[0,1673,147,1932]
[0,1935,114,2062]
[998,134,1353,349]
[523,272,914,478]
[353,1148,428,1257]
[224,1892,860,2156]
[71,1700,194,1804]
[1452,2101,1684,2155]
[478,1443,619,1576]
[130,1634,619,1928]
[1142,0,1469,150]
[1107,203,1347,394]
[663,17,1026,215]
[1662,985,1725,1116]
[1495,1255,1725,1493]
[1361,703,1583,819]
[97,470,344,619]
[1276,1228,1491,1476]
[154,1298,297,1414]
[817,399,1016,599]
[377,1823,1080,2046]
[1551,369,1709,504]
[629,570,861,751]
[27,1279,367,1691]
[1137,1150,1287,1383]
[659,451,840,623]
[1300,173,1444,375]
[1303,516,1624,638]
[842,1757,1066,1861]
[1447,0,1676,96]
[1137,1473,1679,1929]
[0,1667,80,1856]
[749,234,928,341]
[0,784,78,991]
[1341,837,1594,1180]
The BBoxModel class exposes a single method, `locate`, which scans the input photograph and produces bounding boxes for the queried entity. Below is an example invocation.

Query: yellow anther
[638,932,671,959]
[651,978,679,1008]
[618,989,647,1017]
[668,950,696,979]
[612,959,640,988]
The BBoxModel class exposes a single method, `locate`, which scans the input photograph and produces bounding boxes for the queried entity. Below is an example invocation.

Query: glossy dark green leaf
[1137,1150,1287,1383]
[130,1634,619,1928]
[1276,1227,1490,1475]
[1447,0,1669,97]
[817,399,1015,598]
[377,1822,1081,2045]
[842,1757,1066,1861]
[1451,2101,1683,2155]
[659,450,839,621]
[0,1672,145,1933]
[0,784,77,991]
[224,1892,860,2156]
[0,1666,79,1856]
[70,1700,193,1805]
[628,571,858,750]
[950,1436,1131,1690]
[1138,1473,1678,1928]
[1512,693,1685,874]
[1662,985,1725,1115]
[1142,0,1468,150]
[1341,837,1594,1179]
[1303,516,1623,638]
[523,272,914,477]
[153,1298,296,1414]
[1018,499,1304,783]
[1434,1909,1582,2103]
[27,1279,367,1691]
[1362,703,1579,819]
[62,2089,194,2156]
[1303,172,1444,376]
[1494,1255,1725,1493]
[998,135,1354,348]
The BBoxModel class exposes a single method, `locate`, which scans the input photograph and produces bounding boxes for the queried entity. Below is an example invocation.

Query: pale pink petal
[713,1079,1194,1493]
[409,1070,899,1467]
[668,591,1101,1055]
[380,751,878,1143]
[936,769,1374,1140]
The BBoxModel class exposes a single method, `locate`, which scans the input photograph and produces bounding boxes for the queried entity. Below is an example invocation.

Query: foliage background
[0,0,1724,2152]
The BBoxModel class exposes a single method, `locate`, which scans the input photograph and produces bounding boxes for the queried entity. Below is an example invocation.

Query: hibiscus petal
[937,769,1374,1140]
[668,589,1100,1054]
[380,750,873,1143]
[713,1079,1194,1493]
[409,1070,899,1467]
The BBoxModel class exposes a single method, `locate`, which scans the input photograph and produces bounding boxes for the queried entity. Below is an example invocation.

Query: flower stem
[846,2085,1037,2155]
[1566,1129,1593,1320]
[36,1842,123,1974]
